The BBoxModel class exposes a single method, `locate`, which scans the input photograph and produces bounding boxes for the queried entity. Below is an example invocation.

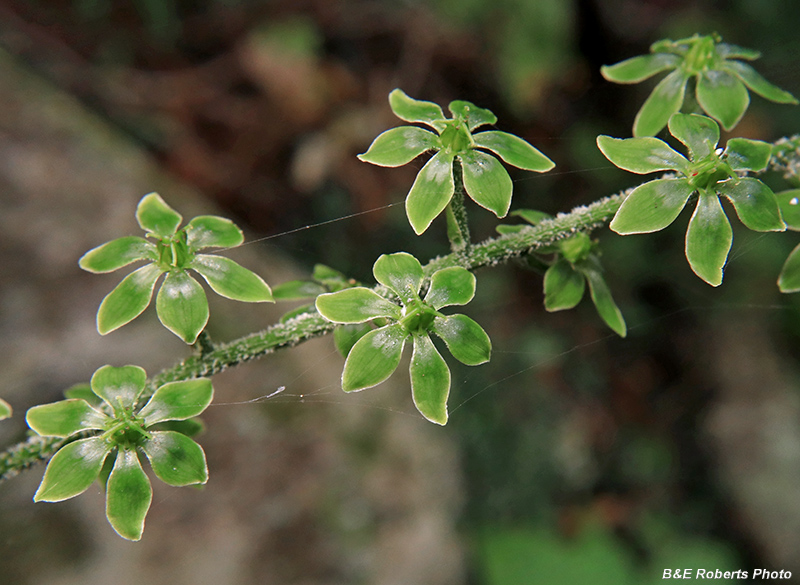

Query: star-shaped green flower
[358,89,555,234]
[601,33,798,136]
[315,252,492,425]
[26,365,213,540]
[598,112,785,286]
[79,193,274,343]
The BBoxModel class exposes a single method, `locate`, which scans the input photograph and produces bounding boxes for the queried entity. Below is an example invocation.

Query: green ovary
[399,301,439,334]
[439,122,472,154]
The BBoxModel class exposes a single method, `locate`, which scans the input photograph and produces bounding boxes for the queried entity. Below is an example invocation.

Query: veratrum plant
[26,365,213,540]
[602,33,798,136]
[80,193,274,343]
[315,252,491,425]
[358,89,555,234]
[598,112,784,286]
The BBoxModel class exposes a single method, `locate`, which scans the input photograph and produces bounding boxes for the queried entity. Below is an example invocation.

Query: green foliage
[599,113,784,285]
[602,33,798,136]
[359,89,554,234]
[26,365,213,540]
[80,193,273,343]
[0,398,11,420]
[316,252,491,424]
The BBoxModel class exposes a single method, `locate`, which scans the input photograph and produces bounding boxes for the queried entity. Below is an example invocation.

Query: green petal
[447,100,497,131]
[373,252,423,302]
[460,150,513,218]
[776,189,800,231]
[272,280,327,300]
[596,135,687,174]
[97,264,162,335]
[106,448,152,541]
[778,243,800,292]
[34,437,112,502]
[79,236,156,274]
[425,267,476,309]
[543,259,585,311]
[667,113,720,159]
[186,216,244,250]
[717,43,760,60]
[610,179,694,234]
[142,431,208,486]
[138,378,213,426]
[725,138,772,172]
[409,334,450,425]
[577,257,627,337]
[406,150,455,235]
[156,271,209,344]
[716,178,785,232]
[724,60,798,104]
[91,364,147,412]
[633,69,688,137]
[696,70,749,131]
[0,398,10,420]
[357,127,440,167]
[316,288,402,323]
[685,192,732,286]
[26,399,109,438]
[190,254,273,302]
[431,314,491,366]
[341,324,407,391]
[388,89,446,131]
[472,131,555,172]
[136,193,182,237]
[333,323,372,358]
[601,53,681,83]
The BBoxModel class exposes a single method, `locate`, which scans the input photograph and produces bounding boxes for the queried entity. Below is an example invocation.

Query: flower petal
[0,398,10,420]
[341,324,407,391]
[696,70,749,131]
[543,259,585,311]
[106,448,152,541]
[447,100,497,131]
[96,263,162,335]
[142,431,208,486]
[778,243,800,293]
[716,177,785,232]
[460,150,513,218]
[79,236,156,274]
[26,399,109,438]
[91,364,147,412]
[358,126,440,167]
[409,334,450,425]
[139,378,213,426]
[156,271,209,344]
[316,287,402,323]
[716,43,760,60]
[667,113,719,160]
[406,150,456,235]
[136,193,182,237]
[600,53,681,83]
[33,437,112,502]
[190,254,273,302]
[724,138,772,172]
[472,131,555,172]
[431,314,491,366]
[776,189,800,231]
[596,135,687,174]
[186,216,244,250]
[723,60,798,104]
[633,69,688,137]
[388,89,447,131]
[577,257,627,337]
[610,179,694,234]
[685,192,732,286]
[425,267,476,309]
[373,252,423,303]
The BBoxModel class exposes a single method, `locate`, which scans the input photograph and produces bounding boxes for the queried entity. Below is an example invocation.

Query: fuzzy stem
[445,159,470,253]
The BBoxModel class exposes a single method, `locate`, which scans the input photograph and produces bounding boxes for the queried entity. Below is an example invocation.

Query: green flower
[598,113,784,286]
[601,33,798,136]
[0,398,11,420]
[26,365,213,541]
[80,193,274,343]
[315,252,492,425]
[358,89,555,234]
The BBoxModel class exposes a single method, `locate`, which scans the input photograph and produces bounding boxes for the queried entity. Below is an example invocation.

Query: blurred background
[1,0,800,583]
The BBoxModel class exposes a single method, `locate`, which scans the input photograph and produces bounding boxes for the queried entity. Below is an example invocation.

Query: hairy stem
[445,159,470,253]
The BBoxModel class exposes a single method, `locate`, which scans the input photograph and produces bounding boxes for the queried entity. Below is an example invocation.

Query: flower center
[686,152,735,190]
[682,34,719,75]
[399,299,439,334]
[154,229,193,271]
[439,121,473,154]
